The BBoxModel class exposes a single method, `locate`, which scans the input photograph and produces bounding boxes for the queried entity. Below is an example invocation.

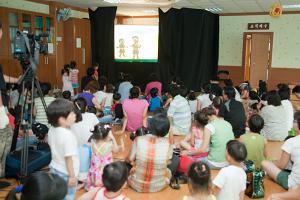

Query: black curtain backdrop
[89,7,117,82]
[158,8,219,90]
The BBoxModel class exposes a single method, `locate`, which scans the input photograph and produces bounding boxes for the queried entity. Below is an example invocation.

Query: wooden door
[250,34,271,88]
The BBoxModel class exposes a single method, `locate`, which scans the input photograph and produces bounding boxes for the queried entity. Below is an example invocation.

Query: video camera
[13,30,48,72]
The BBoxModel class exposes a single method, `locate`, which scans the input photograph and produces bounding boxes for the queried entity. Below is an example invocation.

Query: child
[240,114,267,169]
[180,111,209,158]
[5,171,67,200]
[93,63,99,80]
[111,92,124,120]
[61,65,74,96]
[213,140,247,200]
[79,161,129,200]
[183,162,216,200]
[149,87,162,112]
[86,124,123,190]
[187,90,197,114]
[62,91,72,101]
[70,61,79,94]
[46,98,79,200]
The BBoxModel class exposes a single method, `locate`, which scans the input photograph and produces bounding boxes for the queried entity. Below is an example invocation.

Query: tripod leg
[34,78,47,112]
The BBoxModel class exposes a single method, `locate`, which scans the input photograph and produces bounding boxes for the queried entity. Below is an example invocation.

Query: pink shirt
[123,99,149,132]
[144,81,162,99]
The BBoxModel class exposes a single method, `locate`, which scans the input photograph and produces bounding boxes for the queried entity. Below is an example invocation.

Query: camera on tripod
[13,30,48,72]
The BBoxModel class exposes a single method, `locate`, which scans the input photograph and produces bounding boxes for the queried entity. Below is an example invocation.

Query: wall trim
[220,11,300,16]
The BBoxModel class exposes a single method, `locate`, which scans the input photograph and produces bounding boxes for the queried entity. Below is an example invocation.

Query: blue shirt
[149,96,161,112]
[118,81,133,103]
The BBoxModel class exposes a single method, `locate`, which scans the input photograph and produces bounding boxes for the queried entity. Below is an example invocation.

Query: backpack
[243,160,265,198]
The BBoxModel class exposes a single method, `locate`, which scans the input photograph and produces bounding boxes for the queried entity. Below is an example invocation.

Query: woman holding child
[181,99,235,169]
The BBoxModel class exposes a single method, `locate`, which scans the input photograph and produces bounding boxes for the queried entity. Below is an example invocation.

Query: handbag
[243,160,265,198]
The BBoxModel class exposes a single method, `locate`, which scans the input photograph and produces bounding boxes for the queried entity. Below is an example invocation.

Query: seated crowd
[1,63,300,200]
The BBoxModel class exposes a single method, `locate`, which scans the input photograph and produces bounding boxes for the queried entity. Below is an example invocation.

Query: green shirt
[207,119,235,163]
[241,132,265,169]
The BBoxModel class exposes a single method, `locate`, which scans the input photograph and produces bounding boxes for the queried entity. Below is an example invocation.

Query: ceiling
[47,0,300,16]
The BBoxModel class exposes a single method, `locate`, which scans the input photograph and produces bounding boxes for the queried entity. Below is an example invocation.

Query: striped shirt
[167,95,191,135]
[128,135,172,193]
[35,96,56,127]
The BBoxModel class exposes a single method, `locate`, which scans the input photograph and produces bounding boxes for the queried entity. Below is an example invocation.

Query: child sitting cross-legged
[213,140,247,200]
[182,161,216,200]
[86,124,123,190]
[180,111,209,158]
[79,161,130,200]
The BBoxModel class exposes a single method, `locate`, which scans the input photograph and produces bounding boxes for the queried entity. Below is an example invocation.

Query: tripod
[16,67,47,179]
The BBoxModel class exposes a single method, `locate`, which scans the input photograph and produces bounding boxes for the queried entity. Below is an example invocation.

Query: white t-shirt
[48,127,80,176]
[167,95,191,135]
[213,165,246,200]
[104,93,113,107]
[282,135,300,188]
[197,94,213,110]
[233,87,242,102]
[188,99,198,114]
[94,91,106,105]
[260,105,288,141]
[70,112,99,147]
[281,100,294,131]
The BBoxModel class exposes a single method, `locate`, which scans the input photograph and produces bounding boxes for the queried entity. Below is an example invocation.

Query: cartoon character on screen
[117,38,127,58]
[132,36,141,59]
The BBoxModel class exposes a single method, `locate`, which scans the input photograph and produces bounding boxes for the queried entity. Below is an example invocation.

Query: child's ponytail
[91,124,111,140]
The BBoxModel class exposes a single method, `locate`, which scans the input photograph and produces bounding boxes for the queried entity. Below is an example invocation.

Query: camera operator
[0,20,14,188]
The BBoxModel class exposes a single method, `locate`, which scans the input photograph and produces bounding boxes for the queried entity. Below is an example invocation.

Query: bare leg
[261,160,281,182]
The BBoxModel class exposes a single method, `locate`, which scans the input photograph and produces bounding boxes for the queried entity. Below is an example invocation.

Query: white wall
[219,14,300,68]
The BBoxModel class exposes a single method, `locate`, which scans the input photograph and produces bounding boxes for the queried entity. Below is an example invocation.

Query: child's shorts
[276,170,290,190]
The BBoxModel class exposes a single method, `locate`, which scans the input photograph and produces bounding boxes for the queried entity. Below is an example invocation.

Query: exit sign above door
[248,23,270,30]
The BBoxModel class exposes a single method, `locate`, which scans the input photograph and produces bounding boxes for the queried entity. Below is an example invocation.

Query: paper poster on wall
[48,43,54,54]
[76,38,81,48]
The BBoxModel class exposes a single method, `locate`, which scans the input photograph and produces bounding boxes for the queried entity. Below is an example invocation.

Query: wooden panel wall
[268,68,300,90]
[64,18,91,90]
[218,65,244,86]
[218,65,300,90]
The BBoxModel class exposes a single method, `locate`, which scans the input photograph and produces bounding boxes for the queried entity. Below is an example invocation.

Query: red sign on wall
[248,23,270,30]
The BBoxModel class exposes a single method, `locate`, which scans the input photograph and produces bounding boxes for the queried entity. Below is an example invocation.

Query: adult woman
[127,114,173,192]
[262,111,300,193]
[121,86,148,133]
[144,73,162,100]
[260,90,288,141]
[77,80,102,110]
[182,105,235,169]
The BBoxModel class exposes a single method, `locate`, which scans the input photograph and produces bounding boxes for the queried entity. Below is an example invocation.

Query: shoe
[169,176,180,190]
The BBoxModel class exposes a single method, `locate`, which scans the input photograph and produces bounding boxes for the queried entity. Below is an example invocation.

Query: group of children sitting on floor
[3,70,300,200]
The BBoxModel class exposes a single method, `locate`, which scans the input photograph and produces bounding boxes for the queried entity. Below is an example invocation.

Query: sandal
[169,176,180,190]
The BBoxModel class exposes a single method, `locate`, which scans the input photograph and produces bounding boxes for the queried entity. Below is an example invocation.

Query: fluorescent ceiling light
[104,0,121,3]
[282,4,300,9]
[142,9,158,14]
[205,7,222,12]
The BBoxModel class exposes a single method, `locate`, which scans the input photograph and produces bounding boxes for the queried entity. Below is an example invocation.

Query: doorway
[242,32,273,88]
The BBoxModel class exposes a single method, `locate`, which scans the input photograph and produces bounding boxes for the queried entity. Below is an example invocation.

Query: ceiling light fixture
[205,7,222,13]
[103,0,121,3]
[282,4,300,9]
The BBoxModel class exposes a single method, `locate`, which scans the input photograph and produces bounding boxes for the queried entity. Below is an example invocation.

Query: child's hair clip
[104,124,111,130]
